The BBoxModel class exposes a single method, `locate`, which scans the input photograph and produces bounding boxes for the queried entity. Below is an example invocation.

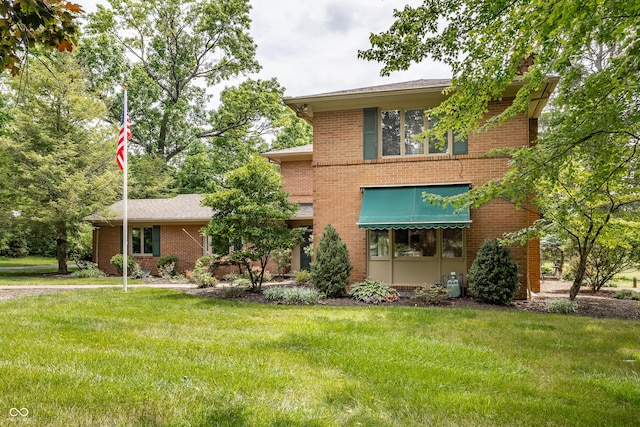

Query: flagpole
[122,85,128,293]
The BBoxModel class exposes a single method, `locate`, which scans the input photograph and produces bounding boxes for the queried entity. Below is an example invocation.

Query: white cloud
[78,0,451,96]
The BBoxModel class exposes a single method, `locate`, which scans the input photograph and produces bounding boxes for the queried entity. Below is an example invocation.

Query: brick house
[87,194,214,275]
[281,78,557,298]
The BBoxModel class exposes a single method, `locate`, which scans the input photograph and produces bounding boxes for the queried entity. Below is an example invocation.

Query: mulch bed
[185,278,640,321]
[1,278,638,321]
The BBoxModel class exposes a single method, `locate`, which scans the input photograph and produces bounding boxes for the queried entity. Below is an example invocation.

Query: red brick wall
[310,100,539,297]
[280,160,313,203]
[93,223,279,279]
[93,223,208,276]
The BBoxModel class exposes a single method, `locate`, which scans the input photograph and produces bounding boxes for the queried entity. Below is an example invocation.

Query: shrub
[545,298,579,314]
[294,270,312,285]
[233,278,252,287]
[110,254,144,278]
[468,239,520,305]
[223,272,241,282]
[220,284,244,298]
[70,263,106,278]
[189,255,230,287]
[271,248,292,279]
[263,286,320,305]
[251,267,272,283]
[157,255,179,276]
[194,272,218,288]
[349,279,398,304]
[613,289,640,300]
[414,283,449,305]
[311,224,353,297]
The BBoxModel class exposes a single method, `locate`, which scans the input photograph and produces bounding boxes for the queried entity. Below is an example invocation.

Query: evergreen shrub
[311,224,353,297]
[468,239,520,305]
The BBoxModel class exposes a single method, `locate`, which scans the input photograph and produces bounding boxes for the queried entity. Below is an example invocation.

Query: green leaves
[363,0,640,298]
[1,51,119,271]
[0,0,83,75]
[202,156,302,288]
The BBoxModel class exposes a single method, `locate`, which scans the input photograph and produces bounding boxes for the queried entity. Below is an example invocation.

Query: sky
[78,0,451,97]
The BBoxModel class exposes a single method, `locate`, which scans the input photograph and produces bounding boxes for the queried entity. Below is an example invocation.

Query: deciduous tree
[0,0,83,75]
[202,156,302,289]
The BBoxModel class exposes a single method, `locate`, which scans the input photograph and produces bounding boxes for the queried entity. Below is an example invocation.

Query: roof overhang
[285,77,559,124]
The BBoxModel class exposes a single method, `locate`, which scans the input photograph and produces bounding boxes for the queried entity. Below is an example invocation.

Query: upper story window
[363,107,468,160]
[378,109,467,157]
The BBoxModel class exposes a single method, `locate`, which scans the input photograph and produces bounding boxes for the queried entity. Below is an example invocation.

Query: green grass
[1,289,639,426]
[616,268,640,286]
[0,255,57,267]
[0,257,142,285]
[0,270,142,286]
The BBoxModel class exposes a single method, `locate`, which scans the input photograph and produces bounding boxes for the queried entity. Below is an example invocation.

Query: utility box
[446,272,461,298]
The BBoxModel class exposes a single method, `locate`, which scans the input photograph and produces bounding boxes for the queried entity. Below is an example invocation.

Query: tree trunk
[569,254,589,300]
[56,237,68,274]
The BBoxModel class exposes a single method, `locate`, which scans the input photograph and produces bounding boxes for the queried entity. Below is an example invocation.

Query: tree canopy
[359,0,639,140]
[0,51,119,272]
[0,0,83,75]
[202,156,302,289]
[361,0,640,299]
[80,0,311,197]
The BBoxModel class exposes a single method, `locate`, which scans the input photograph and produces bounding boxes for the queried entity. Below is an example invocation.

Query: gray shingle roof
[285,79,453,102]
[87,194,213,223]
[87,194,313,223]
[263,144,313,156]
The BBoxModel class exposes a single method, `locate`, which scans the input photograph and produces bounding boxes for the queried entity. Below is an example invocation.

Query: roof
[296,79,453,99]
[284,77,559,122]
[87,194,313,224]
[263,144,313,163]
[86,194,213,224]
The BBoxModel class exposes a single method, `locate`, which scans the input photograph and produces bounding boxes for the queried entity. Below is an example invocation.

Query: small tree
[202,156,303,290]
[311,224,353,297]
[468,239,520,305]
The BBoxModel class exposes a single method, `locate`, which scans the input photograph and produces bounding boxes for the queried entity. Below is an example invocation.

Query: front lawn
[1,289,638,426]
[0,255,57,268]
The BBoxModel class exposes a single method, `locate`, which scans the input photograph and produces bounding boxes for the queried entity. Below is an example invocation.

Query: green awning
[357,185,471,230]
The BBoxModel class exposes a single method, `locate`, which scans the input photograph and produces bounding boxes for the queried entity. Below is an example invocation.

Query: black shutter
[363,108,378,160]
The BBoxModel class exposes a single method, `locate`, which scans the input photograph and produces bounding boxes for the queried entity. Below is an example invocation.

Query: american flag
[116,113,130,170]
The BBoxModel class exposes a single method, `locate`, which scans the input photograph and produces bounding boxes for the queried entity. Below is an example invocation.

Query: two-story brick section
[277,78,557,298]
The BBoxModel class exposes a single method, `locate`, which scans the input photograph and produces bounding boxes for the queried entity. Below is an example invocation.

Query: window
[368,228,465,260]
[132,226,153,255]
[394,229,437,257]
[368,230,390,258]
[379,109,468,157]
[442,228,463,258]
[381,109,423,156]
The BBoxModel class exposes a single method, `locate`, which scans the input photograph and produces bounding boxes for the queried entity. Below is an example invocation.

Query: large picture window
[368,228,464,259]
[132,226,153,255]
